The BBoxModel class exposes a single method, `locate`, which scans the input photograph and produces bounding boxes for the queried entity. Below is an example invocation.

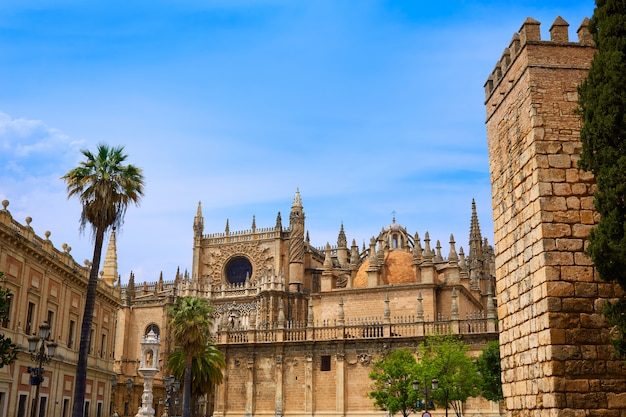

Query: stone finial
[225,219,230,235]
[550,16,569,43]
[323,242,332,269]
[448,234,458,264]
[577,17,593,45]
[413,232,423,260]
[423,232,433,261]
[350,239,359,266]
[275,211,282,230]
[251,215,256,231]
[1,200,8,211]
[45,231,51,240]
[519,17,541,44]
[368,237,378,266]
[459,246,466,268]
[435,240,443,262]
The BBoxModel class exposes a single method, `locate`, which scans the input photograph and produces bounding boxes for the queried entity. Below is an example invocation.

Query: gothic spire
[338,223,347,248]
[102,228,118,287]
[292,187,303,208]
[193,201,204,236]
[469,199,483,261]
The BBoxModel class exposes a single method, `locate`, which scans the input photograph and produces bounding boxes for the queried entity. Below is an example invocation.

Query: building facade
[114,190,501,417]
[0,200,120,417]
[485,16,626,416]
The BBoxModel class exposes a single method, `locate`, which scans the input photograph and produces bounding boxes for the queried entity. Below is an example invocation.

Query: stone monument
[135,330,160,417]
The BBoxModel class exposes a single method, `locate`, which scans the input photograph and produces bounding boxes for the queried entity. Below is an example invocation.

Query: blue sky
[0,0,594,284]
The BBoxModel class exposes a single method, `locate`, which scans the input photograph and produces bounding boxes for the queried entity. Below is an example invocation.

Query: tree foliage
[419,334,481,417]
[168,296,215,417]
[475,340,503,402]
[368,349,420,417]
[577,0,626,356]
[167,342,225,397]
[62,144,144,417]
[0,272,18,368]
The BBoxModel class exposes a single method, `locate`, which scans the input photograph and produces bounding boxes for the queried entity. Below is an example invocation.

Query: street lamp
[27,321,57,417]
[412,377,438,414]
[164,376,180,417]
[125,379,133,416]
[111,375,119,417]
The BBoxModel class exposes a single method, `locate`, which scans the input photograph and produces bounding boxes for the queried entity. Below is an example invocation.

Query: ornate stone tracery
[204,242,274,285]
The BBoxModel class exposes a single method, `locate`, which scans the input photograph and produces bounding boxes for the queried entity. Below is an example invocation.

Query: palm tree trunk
[71,227,105,417]
[183,354,193,417]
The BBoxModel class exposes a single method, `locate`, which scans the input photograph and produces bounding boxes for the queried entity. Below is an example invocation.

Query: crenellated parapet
[484,16,594,111]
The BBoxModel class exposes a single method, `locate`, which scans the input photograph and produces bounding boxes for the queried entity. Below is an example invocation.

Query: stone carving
[357,353,372,365]
[204,242,274,285]
[213,301,258,322]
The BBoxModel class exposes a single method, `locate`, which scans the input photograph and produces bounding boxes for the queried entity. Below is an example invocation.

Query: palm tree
[168,296,215,417]
[62,144,144,417]
[167,342,225,416]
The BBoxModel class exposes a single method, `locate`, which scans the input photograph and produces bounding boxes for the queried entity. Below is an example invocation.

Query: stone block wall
[485,16,626,416]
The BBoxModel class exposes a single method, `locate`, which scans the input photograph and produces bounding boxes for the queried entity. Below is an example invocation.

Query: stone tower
[485,17,626,416]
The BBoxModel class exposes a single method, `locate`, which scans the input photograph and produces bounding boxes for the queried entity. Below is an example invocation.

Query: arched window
[145,323,160,337]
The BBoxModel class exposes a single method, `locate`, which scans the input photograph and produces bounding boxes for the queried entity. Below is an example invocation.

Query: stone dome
[353,249,415,287]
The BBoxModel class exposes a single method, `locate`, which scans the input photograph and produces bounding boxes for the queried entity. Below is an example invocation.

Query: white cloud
[0,111,83,177]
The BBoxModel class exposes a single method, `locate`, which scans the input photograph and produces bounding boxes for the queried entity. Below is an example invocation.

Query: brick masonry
[485,16,626,416]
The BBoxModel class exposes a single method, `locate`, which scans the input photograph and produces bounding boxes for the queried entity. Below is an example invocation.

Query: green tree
[475,340,503,402]
[419,334,481,417]
[0,272,18,368]
[368,349,420,417]
[168,296,215,417]
[577,0,626,355]
[62,144,144,417]
[167,342,225,417]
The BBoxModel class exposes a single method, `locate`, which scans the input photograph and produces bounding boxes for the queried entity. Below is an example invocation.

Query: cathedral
[113,190,500,417]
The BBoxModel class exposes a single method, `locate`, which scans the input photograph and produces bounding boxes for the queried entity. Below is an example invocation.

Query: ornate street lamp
[164,376,180,417]
[111,375,119,417]
[125,378,133,416]
[27,321,57,417]
[412,377,438,414]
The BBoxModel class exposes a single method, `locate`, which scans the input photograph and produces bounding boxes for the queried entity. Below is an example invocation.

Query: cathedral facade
[114,190,500,417]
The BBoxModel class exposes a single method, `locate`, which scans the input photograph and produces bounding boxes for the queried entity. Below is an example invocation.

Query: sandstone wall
[485,17,626,416]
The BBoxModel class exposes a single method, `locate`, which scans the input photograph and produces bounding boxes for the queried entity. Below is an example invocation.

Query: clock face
[225,256,253,285]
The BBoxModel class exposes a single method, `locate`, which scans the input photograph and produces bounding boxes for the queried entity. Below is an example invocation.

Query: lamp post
[27,321,57,417]
[111,375,119,417]
[164,376,180,417]
[412,377,438,415]
[125,379,133,416]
